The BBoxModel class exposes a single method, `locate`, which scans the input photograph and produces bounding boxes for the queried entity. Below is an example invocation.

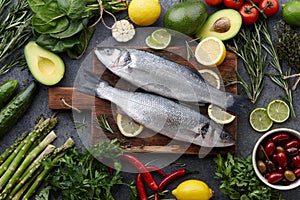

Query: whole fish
[94,47,246,114]
[77,71,235,147]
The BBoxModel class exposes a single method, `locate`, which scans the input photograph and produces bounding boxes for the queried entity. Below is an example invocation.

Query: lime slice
[116,114,143,137]
[145,29,171,50]
[250,108,273,132]
[208,104,236,124]
[266,100,290,123]
[195,36,226,67]
[151,29,171,45]
[198,69,221,89]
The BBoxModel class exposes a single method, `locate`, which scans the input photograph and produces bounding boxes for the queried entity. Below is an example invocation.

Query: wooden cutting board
[49,46,238,155]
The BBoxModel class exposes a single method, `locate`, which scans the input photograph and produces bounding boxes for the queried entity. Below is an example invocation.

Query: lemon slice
[116,114,143,137]
[208,104,236,124]
[195,36,226,67]
[266,100,290,123]
[146,29,171,50]
[250,108,273,132]
[111,20,135,42]
[198,69,221,89]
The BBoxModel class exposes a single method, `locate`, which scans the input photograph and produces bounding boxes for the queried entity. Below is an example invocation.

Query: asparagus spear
[22,138,75,200]
[0,117,56,191]
[0,131,28,165]
[0,131,57,199]
[0,118,46,176]
[8,144,56,198]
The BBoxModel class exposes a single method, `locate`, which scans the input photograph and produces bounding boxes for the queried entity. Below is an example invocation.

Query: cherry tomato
[205,0,223,6]
[239,3,259,25]
[246,0,261,4]
[259,0,279,17]
[224,0,244,10]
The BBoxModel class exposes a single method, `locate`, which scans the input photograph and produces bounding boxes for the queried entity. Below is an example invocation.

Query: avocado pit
[211,17,231,33]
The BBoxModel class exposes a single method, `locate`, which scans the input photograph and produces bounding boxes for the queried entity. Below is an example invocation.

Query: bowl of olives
[252,128,300,190]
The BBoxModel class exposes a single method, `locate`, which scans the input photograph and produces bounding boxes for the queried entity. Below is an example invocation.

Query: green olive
[257,160,267,174]
[276,146,285,152]
[284,170,296,182]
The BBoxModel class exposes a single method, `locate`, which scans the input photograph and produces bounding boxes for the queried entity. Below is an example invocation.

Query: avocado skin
[195,9,242,41]
[163,1,208,36]
[282,1,300,27]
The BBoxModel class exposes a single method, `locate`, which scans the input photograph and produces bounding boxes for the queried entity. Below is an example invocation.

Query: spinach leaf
[66,26,95,59]
[57,0,86,20]
[32,15,69,34]
[50,18,89,39]
[28,0,52,13]
[36,34,80,52]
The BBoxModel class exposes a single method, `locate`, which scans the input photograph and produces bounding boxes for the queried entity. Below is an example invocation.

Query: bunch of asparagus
[0,116,75,199]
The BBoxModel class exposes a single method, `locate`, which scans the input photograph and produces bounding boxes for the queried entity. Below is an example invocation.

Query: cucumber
[0,81,37,136]
[0,79,19,109]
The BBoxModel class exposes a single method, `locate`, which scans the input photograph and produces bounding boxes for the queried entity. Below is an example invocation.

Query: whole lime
[282,0,300,27]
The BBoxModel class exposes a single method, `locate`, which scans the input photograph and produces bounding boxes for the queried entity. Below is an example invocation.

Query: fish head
[195,123,235,147]
[217,130,235,147]
[95,47,133,72]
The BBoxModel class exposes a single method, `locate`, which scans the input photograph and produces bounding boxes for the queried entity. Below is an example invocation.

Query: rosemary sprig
[227,22,267,103]
[259,19,296,119]
[0,0,32,75]
[95,114,114,133]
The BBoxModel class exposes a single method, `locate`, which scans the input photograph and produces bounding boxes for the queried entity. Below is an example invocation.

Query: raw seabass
[95,47,246,114]
[77,73,235,147]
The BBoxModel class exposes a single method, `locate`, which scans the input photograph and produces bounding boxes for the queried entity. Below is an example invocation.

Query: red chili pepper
[154,169,188,200]
[146,166,167,177]
[121,154,159,191]
[136,173,148,200]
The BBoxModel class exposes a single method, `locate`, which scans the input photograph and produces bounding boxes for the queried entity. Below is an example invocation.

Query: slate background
[0,0,300,199]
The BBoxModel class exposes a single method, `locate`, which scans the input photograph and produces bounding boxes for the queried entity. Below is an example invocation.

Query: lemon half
[195,37,226,67]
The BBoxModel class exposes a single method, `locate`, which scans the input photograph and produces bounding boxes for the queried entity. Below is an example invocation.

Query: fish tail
[225,93,249,114]
[76,70,102,96]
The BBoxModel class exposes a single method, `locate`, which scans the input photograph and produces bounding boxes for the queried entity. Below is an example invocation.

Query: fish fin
[225,93,249,114]
[76,70,100,96]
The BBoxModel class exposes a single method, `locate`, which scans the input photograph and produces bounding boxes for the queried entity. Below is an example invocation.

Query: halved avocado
[24,41,65,86]
[195,9,242,41]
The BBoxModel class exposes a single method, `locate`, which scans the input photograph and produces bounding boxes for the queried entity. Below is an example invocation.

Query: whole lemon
[172,180,213,200]
[128,0,161,26]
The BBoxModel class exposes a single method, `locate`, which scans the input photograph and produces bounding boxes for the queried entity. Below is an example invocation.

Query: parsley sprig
[214,154,284,200]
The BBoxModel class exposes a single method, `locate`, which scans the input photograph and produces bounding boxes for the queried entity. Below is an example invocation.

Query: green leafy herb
[259,19,296,119]
[95,114,114,134]
[227,22,267,103]
[0,0,32,75]
[38,139,137,200]
[214,154,284,200]
[273,20,300,90]
[28,0,128,59]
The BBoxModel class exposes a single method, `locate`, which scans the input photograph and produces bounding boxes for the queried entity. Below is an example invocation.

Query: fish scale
[78,73,235,147]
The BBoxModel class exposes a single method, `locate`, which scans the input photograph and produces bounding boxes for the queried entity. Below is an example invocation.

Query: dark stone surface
[1,0,300,199]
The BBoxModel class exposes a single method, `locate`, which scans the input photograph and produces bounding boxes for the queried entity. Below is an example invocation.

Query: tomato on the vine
[239,3,259,25]
[224,0,244,10]
[259,0,279,16]
[205,0,223,6]
[246,0,261,4]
